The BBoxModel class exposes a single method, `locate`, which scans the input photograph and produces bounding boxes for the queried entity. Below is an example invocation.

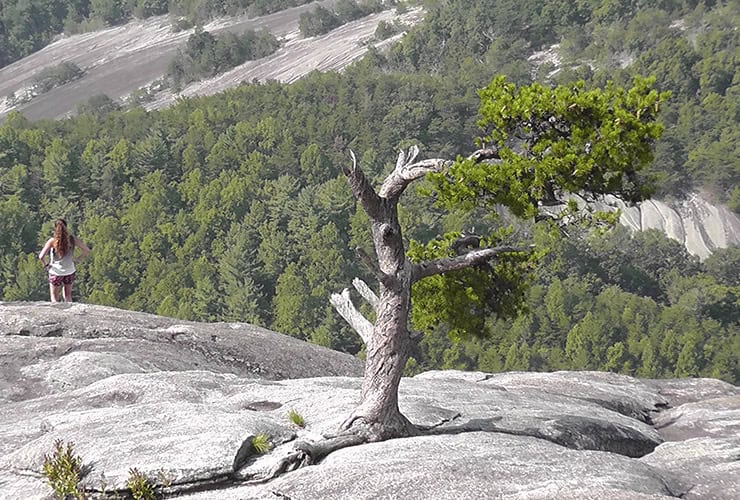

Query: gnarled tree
[255,76,668,477]
[330,76,668,441]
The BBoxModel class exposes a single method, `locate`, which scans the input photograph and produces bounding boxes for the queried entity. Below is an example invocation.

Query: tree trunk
[342,208,418,440]
[355,271,415,440]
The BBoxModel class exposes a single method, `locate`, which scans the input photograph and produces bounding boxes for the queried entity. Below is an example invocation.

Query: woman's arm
[38,238,54,267]
[74,238,91,259]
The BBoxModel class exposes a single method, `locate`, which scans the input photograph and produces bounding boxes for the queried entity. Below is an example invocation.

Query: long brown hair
[52,219,74,257]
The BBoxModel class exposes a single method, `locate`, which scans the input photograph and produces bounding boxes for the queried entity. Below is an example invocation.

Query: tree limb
[329,288,373,345]
[411,245,534,282]
[468,147,501,163]
[343,150,383,220]
[379,158,451,199]
[352,277,379,312]
[379,147,501,200]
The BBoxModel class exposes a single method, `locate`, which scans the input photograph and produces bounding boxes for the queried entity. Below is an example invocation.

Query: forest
[0,0,737,383]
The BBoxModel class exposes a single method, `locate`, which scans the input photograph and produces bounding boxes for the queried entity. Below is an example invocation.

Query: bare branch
[411,245,534,282]
[390,146,421,180]
[329,288,373,345]
[395,149,406,170]
[379,146,501,200]
[352,277,379,312]
[343,150,383,219]
[379,158,450,199]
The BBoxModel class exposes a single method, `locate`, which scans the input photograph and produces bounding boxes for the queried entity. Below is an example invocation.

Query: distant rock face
[0,303,738,500]
[0,4,423,121]
[598,193,740,260]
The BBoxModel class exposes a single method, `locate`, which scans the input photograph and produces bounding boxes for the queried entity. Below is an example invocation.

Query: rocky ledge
[0,302,737,499]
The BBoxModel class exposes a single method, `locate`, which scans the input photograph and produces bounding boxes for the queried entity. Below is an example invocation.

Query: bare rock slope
[1,302,738,499]
[0,301,363,402]
[0,2,421,121]
[595,193,740,260]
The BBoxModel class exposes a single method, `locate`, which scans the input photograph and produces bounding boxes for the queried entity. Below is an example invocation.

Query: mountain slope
[147,8,423,111]
[0,3,420,121]
[1,2,735,261]
[579,193,740,260]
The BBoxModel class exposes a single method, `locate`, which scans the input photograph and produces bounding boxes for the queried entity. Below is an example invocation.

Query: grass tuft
[287,408,305,427]
[126,468,156,500]
[251,433,272,454]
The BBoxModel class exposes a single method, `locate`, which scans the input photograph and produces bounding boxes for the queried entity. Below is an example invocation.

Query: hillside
[0,2,421,121]
[0,2,736,258]
[1,302,737,499]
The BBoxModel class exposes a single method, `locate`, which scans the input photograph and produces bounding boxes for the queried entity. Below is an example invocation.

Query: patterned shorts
[49,273,75,286]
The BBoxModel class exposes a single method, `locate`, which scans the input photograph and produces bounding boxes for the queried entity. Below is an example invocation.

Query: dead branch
[411,245,534,282]
[329,288,373,345]
[344,150,383,220]
[352,277,379,312]
[379,158,451,199]
[379,147,501,200]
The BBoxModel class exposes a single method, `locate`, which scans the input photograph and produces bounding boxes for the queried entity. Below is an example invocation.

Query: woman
[38,219,91,303]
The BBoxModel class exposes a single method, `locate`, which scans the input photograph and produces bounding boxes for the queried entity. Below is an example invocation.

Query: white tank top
[49,244,76,276]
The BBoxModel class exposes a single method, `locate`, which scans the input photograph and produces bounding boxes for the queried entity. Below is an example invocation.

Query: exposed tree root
[242,433,366,485]
[237,411,421,485]
[339,409,420,442]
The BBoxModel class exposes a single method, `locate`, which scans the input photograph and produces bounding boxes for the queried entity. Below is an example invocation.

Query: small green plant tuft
[251,433,272,454]
[286,408,305,427]
[126,468,156,500]
[42,439,85,499]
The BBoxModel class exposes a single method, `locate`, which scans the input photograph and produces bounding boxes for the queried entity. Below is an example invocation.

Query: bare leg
[63,283,73,303]
[49,284,60,303]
